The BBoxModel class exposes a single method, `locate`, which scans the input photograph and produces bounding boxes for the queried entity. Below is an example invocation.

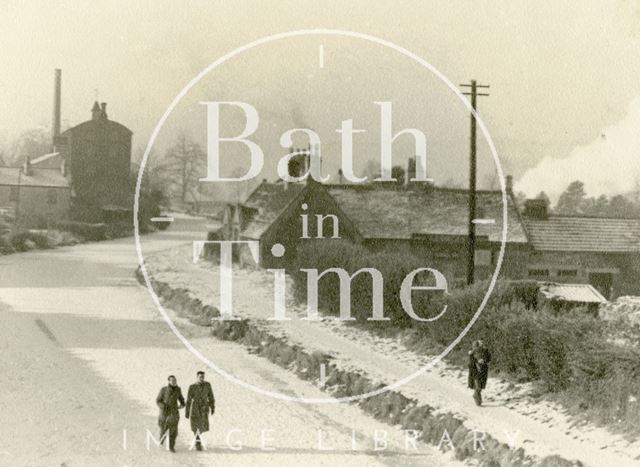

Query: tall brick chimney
[52,69,61,144]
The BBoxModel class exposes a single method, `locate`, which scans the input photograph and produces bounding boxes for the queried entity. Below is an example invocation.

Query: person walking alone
[468,340,491,406]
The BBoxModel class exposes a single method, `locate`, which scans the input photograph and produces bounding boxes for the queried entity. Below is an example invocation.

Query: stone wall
[528,250,640,298]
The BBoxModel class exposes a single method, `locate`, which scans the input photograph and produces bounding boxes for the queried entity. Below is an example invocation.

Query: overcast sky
[1,0,639,200]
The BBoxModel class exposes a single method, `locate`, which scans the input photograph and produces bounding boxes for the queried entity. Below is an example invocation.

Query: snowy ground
[145,244,640,467]
[0,219,465,466]
[600,295,640,327]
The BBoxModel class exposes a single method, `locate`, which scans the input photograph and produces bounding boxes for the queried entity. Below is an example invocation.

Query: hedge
[291,238,640,430]
[53,221,107,241]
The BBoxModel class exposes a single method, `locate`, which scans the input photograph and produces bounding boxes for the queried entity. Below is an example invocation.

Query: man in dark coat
[185,371,216,451]
[468,340,492,406]
[156,375,185,452]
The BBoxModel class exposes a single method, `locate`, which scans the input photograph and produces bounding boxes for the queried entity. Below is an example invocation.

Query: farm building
[219,151,530,288]
[219,152,640,298]
[522,198,640,299]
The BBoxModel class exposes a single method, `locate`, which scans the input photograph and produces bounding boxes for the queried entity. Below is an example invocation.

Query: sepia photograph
[1,1,640,466]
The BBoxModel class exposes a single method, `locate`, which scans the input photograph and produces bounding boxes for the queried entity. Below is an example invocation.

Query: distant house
[1,99,133,226]
[0,159,71,228]
[4,68,139,227]
[522,199,640,299]
[184,190,226,218]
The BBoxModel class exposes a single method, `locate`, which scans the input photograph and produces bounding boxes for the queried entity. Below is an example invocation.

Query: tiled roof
[241,181,305,238]
[523,216,640,252]
[327,185,527,243]
[539,282,607,303]
[0,167,69,188]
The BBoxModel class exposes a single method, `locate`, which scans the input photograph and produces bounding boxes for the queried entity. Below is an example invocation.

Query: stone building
[54,102,133,221]
[218,150,640,299]
[0,159,71,228]
[521,199,640,299]
[19,101,133,223]
[220,150,529,287]
[0,98,132,227]
[326,183,529,287]
[9,71,134,223]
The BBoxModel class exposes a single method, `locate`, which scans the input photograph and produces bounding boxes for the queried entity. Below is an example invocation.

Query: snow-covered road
[0,219,463,466]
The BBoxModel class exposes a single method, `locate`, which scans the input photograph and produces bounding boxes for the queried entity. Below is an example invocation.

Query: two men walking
[156,372,215,452]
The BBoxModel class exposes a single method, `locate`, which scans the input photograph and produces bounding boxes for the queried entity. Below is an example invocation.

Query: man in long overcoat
[185,371,216,451]
[468,340,492,406]
[156,375,185,452]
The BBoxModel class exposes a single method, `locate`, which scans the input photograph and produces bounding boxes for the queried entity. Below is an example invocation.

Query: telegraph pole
[460,80,489,285]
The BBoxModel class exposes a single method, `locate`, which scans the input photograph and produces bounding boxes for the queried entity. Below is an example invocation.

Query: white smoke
[516,96,640,202]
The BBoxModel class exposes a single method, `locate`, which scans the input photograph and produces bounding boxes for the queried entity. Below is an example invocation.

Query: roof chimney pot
[23,156,32,176]
[506,175,513,193]
[91,101,101,120]
[523,198,549,220]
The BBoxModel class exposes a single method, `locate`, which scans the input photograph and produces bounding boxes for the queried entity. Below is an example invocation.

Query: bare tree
[162,134,205,204]
[4,127,51,166]
[131,148,170,207]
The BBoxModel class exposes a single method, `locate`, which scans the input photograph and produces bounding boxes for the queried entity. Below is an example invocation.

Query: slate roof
[241,181,305,239]
[0,167,69,188]
[523,216,640,252]
[539,282,607,303]
[239,182,526,243]
[61,117,132,137]
[327,185,527,243]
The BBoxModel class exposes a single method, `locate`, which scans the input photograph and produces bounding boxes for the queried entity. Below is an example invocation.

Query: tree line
[516,180,640,218]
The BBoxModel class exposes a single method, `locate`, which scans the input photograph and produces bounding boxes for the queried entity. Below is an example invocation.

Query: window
[528,268,549,277]
[557,269,578,277]
[47,189,57,205]
[474,249,492,266]
[588,272,614,300]
[9,186,18,202]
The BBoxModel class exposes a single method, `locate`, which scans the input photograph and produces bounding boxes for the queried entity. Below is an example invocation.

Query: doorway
[588,272,614,299]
